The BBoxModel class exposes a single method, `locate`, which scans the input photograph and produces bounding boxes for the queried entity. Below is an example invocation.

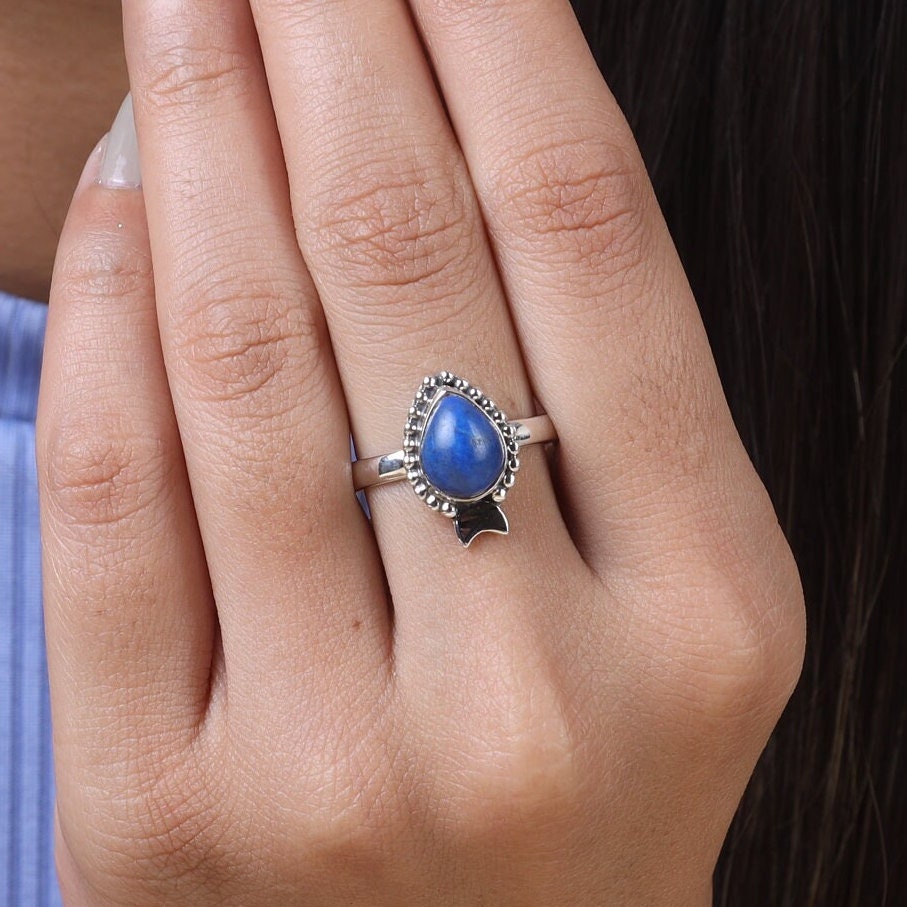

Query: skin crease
[0,0,127,300]
[21,0,808,903]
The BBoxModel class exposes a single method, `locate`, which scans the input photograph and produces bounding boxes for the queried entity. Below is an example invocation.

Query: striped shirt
[0,290,60,905]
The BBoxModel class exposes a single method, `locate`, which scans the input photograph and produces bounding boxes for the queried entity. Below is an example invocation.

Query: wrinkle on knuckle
[40,416,173,531]
[170,277,323,415]
[307,162,477,299]
[137,35,252,111]
[494,136,649,271]
[333,256,486,344]
[57,235,153,308]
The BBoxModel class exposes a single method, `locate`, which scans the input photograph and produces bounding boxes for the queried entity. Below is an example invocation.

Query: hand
[37,1,804,904]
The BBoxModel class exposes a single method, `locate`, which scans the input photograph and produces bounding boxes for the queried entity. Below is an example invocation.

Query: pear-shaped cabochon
[420,393,506,501]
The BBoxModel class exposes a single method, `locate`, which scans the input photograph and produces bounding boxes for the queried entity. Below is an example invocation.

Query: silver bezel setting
[403,371,520,519]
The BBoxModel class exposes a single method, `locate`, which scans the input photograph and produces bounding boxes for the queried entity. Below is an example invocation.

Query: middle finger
[250,0,586,659]
[123,0,389,702]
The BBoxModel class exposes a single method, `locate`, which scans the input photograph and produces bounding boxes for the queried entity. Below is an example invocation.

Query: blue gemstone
[421,393,506,500]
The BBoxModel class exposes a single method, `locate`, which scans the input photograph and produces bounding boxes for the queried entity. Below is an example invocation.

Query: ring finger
[249,0,587,663]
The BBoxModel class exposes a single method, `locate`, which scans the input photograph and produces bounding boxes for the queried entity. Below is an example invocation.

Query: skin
[29,0,805,904]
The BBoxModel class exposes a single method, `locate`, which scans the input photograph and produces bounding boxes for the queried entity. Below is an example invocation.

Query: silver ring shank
[352,414,557,492]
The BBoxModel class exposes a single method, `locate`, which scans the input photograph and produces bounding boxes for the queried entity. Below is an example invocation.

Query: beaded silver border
[402,371,520,519]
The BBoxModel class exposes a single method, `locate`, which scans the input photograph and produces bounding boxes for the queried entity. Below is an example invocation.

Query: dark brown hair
[572,1,906,903]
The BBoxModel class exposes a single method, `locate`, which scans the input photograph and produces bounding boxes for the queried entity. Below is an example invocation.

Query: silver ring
[352,371,558,547]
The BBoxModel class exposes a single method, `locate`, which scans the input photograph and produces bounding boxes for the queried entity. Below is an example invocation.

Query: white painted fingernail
[99,94,141,189]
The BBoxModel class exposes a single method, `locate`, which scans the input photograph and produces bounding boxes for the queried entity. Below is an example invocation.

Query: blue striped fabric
[0,291,61,905]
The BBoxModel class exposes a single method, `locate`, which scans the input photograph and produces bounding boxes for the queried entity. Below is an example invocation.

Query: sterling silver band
[352,414,557,492]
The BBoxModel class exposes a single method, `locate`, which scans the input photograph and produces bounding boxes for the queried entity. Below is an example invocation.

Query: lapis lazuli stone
[421,393,506,500]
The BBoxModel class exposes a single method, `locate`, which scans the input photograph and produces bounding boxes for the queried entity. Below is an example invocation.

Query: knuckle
[735,536,807,708]
[40,416,172,531]
[494,136,650,270]
[308,160,477,299]
[138,35,251,110]
[300,798,394,876]
[72,754,228,897]
[433,677,578,842]
[654,542,806,729]
[257,748,402,881]
[56,231,153,308]
[170,275,323,415]
[124,771,223,882]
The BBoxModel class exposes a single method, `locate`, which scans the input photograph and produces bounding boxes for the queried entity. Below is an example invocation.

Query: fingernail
[75,136,109,193]
[99,94,141,189]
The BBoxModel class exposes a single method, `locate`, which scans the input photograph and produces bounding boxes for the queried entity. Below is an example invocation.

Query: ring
[352,371,558,547]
